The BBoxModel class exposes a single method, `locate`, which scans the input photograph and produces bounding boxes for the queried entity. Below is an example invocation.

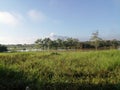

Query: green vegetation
[0,50,120,90]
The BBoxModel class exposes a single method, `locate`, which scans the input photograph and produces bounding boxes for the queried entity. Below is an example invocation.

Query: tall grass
[0,50,120,90]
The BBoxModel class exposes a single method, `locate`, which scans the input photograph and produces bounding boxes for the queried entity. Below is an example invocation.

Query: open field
[0,50,120,90]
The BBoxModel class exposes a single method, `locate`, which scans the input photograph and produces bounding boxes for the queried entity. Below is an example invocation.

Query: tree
[62,38,79,50]
[50,40,59,50]
[35,39,43,49]
[43,38,52,50]
[72,38,79,49]
[0,44,8,52]
[111,39,120,49]
[56,39,63,49]
[90,31,102,50]
[35,38,52,50]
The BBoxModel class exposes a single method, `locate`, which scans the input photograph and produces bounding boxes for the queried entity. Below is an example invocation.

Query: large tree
[90,31,102,50]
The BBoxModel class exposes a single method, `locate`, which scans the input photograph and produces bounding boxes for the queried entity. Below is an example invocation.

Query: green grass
[0,50,120,90]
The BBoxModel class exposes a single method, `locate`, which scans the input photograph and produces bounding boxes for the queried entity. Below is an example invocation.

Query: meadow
[0,50,120,90]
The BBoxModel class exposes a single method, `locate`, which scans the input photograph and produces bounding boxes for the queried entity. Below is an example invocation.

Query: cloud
[28,10,46,22]
[0,37,15,44]
[0,11,22,26]
[0,36,36,44]
[49,32,55,37]
[45,33,68,40]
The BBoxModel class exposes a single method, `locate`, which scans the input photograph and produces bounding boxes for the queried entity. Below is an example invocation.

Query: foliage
[35,38,80,50]
[0,50,120,90]
[0,44,8,52]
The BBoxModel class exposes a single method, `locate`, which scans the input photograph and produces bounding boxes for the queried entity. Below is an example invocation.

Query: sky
[0,0,120,44]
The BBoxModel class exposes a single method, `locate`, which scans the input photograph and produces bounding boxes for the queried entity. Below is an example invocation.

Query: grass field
[0,50,120,90]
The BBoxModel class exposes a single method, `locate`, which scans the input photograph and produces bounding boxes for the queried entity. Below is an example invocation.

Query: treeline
[2,38,120,52]
[35,31,120,50]
[81,40,120,49]
[3,31,120,51]
[35,38,80,50]
[35,38,120,50]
